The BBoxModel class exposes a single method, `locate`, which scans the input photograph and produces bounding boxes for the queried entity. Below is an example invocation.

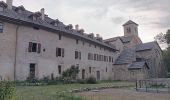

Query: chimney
[40,8,45,20]
[6,0,13,10]
[75,24,79,31]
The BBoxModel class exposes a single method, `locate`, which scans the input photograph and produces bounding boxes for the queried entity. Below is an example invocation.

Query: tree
[165,30,170,45]
[154,33,166,44]
[155,30,170,77]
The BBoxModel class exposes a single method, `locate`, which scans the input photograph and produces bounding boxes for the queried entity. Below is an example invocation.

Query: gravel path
[77,88,170,100]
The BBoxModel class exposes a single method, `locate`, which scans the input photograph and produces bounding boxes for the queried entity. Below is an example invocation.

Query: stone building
[0,0,165,81]
[105,20,165,80]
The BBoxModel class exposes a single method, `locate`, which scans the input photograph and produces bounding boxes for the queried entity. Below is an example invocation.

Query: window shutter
[28,42,32,52]
[56,48,58,57]
[79,52,81,60]
[62,48,64,57]
[75,51,78,59]
[75,51,77,59]
[37,43,41,53]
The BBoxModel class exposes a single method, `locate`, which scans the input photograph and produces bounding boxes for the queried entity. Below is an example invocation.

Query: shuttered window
[28,42,41,53]
[56,47,64,57]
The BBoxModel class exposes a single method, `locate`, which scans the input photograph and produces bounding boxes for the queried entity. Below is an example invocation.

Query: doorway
[97,71,100,80]
[82,69,85,79]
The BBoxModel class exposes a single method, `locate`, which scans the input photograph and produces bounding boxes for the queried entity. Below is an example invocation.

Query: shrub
[77,79,86,84]
[0,81,15,100]
[86,77,97,84]
[62,65,79,80]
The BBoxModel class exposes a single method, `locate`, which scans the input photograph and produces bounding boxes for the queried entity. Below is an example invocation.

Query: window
[75,51,81,60]
[76,39,79,44]
[106,67,107,72]
[82,41,85,45]
[127,27,131,33]
[59,34,62,40]
[29,63,36,79]
[56,48,64,57]
[88,53,94,60]
[0,22,3,33]
[109,56,111,62]
[89,67,92,74]
[28,42,41,53]
[94,54,97,61]
[58,65,62,74]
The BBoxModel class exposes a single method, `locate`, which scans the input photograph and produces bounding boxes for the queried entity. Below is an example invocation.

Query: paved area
[77,88,170,100]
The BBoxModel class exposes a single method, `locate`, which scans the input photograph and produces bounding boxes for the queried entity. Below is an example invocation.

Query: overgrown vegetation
[0,81,15,100]
[155,30,170,77]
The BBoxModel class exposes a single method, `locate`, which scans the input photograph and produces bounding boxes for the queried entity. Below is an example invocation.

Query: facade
[0,0,165,81]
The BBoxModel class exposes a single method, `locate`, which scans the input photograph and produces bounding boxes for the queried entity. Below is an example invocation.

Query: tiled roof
[114,48,136,65]
[104,36,133,44]
[136,42,156,52]
[103,37,119,43]
[0,4,117,51]
[119,36,133,43]
[123,20,138,26]
[128,61,149,70]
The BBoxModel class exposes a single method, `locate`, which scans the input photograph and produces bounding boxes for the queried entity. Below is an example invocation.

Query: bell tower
[123,20,138,37]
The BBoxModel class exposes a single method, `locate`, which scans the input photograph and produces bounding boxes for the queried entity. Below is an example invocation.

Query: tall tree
[155,30,170,77]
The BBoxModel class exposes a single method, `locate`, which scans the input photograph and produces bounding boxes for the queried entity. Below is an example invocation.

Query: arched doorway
[82,69,85,79]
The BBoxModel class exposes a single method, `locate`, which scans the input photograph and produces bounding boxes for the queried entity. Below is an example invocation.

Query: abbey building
[0,0,165,81]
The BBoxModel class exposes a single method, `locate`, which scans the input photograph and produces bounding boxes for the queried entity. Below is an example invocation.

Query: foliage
[0,81,15,100]
[165,30,170,45]
[163,48,170,77]
[154,30,170,45]
[154,33,166,44]
[86,77,97,84]
[155,30,170,77]
[62,65,79,80]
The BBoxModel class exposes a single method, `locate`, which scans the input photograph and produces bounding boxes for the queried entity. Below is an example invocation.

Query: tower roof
[123,20,138,26]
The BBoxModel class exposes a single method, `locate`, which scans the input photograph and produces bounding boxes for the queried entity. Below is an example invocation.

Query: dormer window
[29,12,41,21]
[50,19,60,27]
[0,1,7,11]
[65,24,73,30]
[0,7,3,11]
[15,5,25,13]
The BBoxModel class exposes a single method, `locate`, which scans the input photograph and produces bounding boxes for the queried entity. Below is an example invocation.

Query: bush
[0,81,15,100]
[86,77,97,84]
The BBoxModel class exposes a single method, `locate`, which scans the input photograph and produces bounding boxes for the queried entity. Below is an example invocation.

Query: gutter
[14,24,20,81]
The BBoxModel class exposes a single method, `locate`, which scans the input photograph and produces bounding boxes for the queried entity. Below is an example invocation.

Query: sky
[2,0,170,43]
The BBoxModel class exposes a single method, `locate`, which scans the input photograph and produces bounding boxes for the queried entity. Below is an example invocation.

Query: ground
[78,88,170,100]
[15,81,133,100]
[15,81,170,100]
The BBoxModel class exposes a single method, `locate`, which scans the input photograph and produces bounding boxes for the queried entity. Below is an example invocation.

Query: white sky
[2,0,170,43]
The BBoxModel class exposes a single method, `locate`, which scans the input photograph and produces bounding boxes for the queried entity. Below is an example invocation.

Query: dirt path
[77,88,170,100]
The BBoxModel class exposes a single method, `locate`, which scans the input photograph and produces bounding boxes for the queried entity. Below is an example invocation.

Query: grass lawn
[15,81,134,100]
